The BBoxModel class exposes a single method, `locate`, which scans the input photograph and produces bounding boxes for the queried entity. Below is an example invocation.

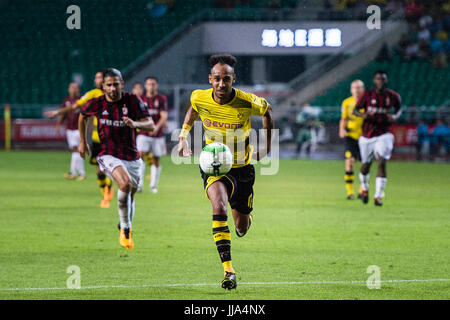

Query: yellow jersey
[77,88,103,143]
[191,88,269,168]
[341,96,363,140]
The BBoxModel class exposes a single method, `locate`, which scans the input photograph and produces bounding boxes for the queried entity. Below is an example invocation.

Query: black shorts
[200,164,255,214]
[344,137,360,160]
[90,142,102,165]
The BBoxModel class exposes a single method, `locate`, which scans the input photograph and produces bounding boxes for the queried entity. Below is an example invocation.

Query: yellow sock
[212,215,234,273]
[345,171,354,196]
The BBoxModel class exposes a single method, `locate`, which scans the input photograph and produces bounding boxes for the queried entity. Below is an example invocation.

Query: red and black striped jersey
[138,93,168,138]
[355,88,402,138]
[81,92,150,161]
[60,96,80,130]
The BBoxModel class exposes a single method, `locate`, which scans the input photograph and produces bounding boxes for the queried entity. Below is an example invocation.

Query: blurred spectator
[376,42,391,61]
[418,40,431,59]
[419,14,433,29]
[416,120,430,160]
[417,26,431,43]
[146,0,175,18]
[405,0,423,23]
[430,119,450,155]
[404,40,419,60]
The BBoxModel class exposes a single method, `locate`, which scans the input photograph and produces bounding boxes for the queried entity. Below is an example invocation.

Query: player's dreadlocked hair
[208,54,237,69]
[103,68,123,81]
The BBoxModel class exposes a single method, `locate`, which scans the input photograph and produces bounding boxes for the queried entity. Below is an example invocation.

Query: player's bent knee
[212,201,227,216]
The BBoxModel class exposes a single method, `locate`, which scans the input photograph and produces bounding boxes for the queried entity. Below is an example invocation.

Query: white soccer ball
[199,142,233,176]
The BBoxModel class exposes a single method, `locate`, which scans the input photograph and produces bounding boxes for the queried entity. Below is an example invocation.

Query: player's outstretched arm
[151,110,169,136]
[178,106,199,157]
[255,105,274,161]
[123,116,155,131]
[44,103,79,119]
[78,113,90,159]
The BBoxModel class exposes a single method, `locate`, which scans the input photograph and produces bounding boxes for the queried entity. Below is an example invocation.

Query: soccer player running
[353,70,402,206]
[136,76,168,193]
[339,80,365,200]
[177,54,274,290]
[56,82,85,180]
[78,68,154,249]
[46,70,115,208]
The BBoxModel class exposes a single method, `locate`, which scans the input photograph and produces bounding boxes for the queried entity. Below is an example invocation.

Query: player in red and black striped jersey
[353,70,403,206]
[56,82,83,180]
[78,68,155,250]
[136,76,169,193]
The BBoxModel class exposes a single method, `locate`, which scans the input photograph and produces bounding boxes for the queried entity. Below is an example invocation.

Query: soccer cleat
[100,199,110,208]
[150,187,158,194]
[357,192,363,200]
[347,194,355,200]
[221,271,237,290]
[119,228,134,250]
[235,213,253,238]
[77,175,86,181]
[64,173,76,180]
[361,190,369,204]
[374,197,383,206]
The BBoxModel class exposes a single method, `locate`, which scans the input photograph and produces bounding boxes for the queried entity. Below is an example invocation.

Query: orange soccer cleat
[100,198,111,208]
[64,173,76,180]
[119,228,134,250]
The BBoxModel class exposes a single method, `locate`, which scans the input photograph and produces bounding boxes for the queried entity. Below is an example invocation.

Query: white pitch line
[1,278,450,292]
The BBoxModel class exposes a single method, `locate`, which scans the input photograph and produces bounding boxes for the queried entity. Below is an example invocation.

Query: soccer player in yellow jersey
[46,70,114,208]
[339,79,365,200]
[177,54,274,290]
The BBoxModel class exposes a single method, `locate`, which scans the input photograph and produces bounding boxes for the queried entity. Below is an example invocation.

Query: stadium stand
[312,53,450,108]
[0,0,297,110]
[312,0,450,121]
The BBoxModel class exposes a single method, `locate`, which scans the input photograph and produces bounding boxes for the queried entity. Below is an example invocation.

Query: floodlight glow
[325,28,342,47]
[308,29,324,47]
[278,29,294,47]
[261,29,278,47]
[294,29,307,47]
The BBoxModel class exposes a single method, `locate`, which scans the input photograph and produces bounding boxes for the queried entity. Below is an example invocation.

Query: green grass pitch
[0,151,449,300]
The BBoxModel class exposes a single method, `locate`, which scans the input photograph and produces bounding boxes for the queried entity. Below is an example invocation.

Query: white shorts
[359,133,394,164]
[97,155,144,189]
[136,135,166,157]
[66,130,80,149]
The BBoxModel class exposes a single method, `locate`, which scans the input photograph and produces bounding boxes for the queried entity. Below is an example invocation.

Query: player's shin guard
[212,215,234,273]
[150,165,161,189]
[73,152,85,176]
[117,189,131,230]
[70,152,77,175]
[345,171,354,196]
[375,177,387,199]
[359,172,370,191]
[129,194,135,222]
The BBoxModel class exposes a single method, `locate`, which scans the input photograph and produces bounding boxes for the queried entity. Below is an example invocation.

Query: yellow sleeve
[190,90,201,112]
[249,93,269,116]
[77,90,97,107]
[341,99,349,119]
